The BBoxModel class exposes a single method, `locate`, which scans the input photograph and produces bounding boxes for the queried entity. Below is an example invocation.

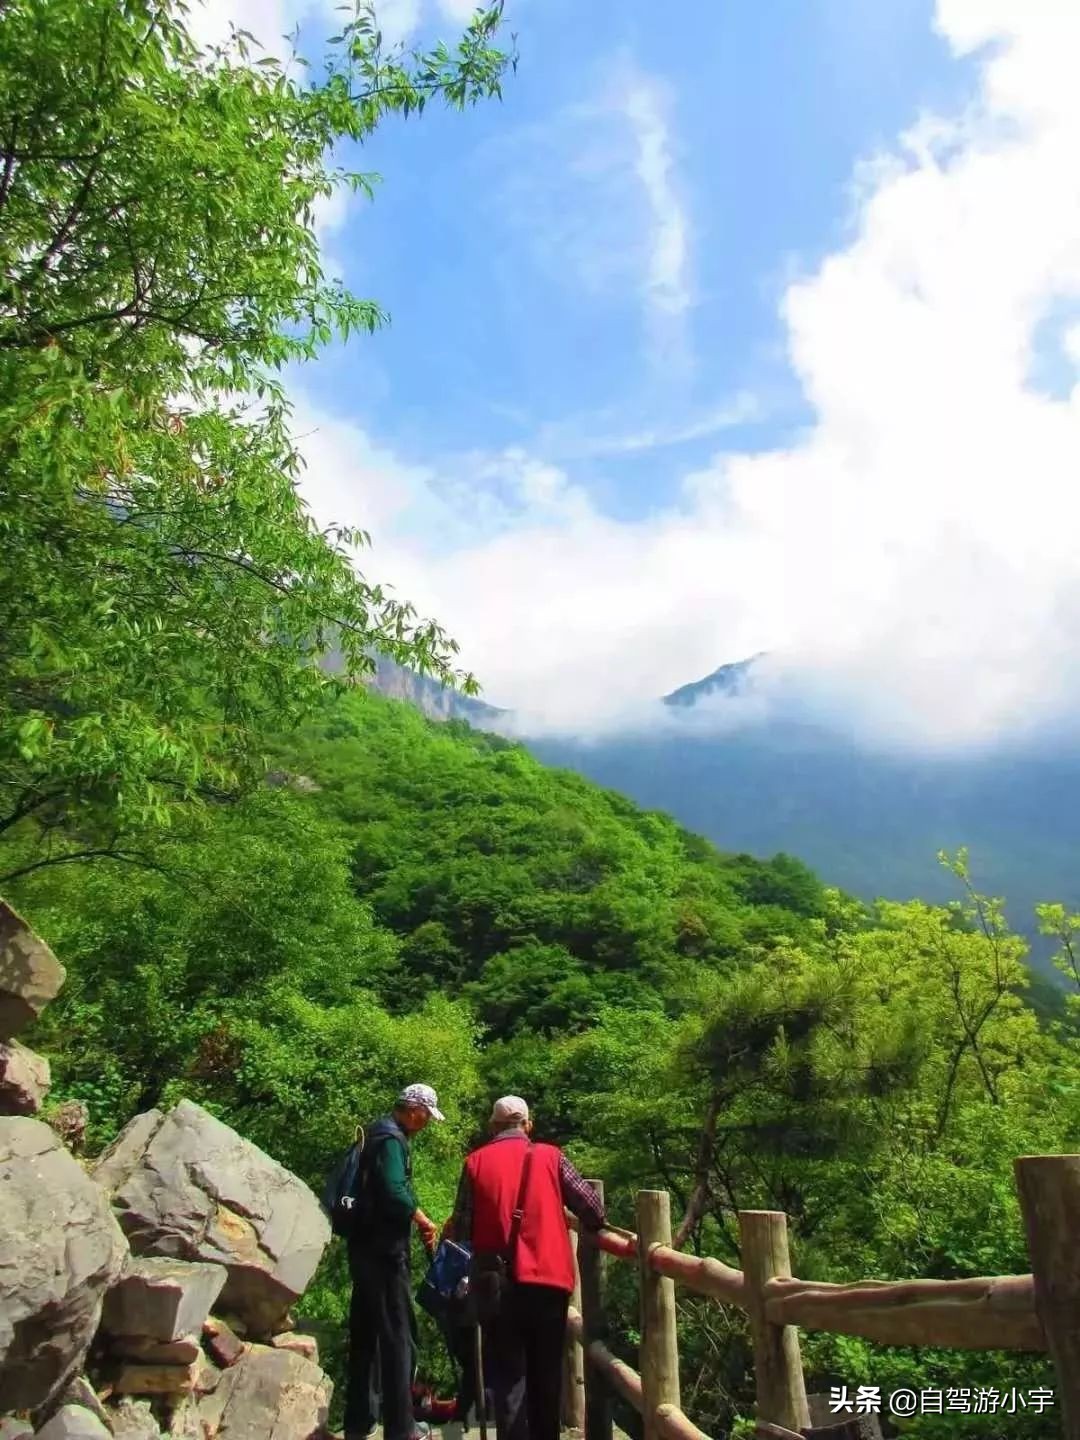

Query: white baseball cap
[397,1083,445,1122]
[490,1094,530,1125]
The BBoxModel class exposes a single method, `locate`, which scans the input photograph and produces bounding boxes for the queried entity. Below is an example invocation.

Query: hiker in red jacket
[445,1095,606,1440]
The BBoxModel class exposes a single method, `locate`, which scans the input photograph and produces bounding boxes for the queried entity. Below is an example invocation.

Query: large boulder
[0,899,66,1040]
[92,1102,330,1334]
[0,1038,51,1115]
[107,1401,160,1440]
[35,1409,111,1440]
[187,1346,330,1440]
[43,1376,114,1432]
[101,1259,227,1343]
[0,1119,127,1413]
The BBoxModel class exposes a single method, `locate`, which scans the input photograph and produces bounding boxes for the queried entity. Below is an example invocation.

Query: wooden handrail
[654,1403,712,1440]
[649,1243,746,1306]
[568,1306,643,1413]
[574,1220,1044,1353]
[764,1271,1044,1351]
[569,1307,712,1440]
[564,1157,1080,1438]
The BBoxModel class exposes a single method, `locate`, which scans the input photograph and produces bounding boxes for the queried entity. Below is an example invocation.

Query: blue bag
[416,1238,472,1321]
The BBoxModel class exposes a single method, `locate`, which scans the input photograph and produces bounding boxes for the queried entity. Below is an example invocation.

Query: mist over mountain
[366,653,1080,969]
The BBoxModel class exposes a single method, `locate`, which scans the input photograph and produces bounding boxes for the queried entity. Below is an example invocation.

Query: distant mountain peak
[662,653,766,709]
[365,654,506,725]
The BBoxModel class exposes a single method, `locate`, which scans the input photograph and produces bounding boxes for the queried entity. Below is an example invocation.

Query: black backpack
[322,1126,369,1239]
[321,1122,409,1239]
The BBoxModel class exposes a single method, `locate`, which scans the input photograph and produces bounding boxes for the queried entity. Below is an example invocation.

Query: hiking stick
[474,1322,488,1440]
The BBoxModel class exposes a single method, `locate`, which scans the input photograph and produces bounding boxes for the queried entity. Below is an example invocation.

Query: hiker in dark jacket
[344,1084,442,1440]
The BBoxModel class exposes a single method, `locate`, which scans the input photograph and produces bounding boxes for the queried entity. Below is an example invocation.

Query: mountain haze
[368,654,1080,962]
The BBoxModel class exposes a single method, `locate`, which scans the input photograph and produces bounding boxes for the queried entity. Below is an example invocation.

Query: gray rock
[209,1345,331,1440]
[0,1119,127,1413]
[107,1400,159,1440]
[43,1376,114,1432]
[0,900,66,1041]
[91,1111,165,1194]
[95,1101,329,1333]
[35,1408,111,1440]
[0,1038,51,1115]
[202,1317,245,1370]
[101,1259,227,1343]
[108,1335,201,1365]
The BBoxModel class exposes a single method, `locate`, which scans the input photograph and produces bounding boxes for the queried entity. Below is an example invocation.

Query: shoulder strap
[506,1143,535,1262]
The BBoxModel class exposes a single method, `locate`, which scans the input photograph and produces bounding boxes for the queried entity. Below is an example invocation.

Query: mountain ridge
[364,651,1080,967]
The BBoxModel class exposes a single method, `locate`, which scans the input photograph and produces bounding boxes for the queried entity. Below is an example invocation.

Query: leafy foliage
[12,692,1076,1433]
[0,0,511,859]
[2,6,1076,1434]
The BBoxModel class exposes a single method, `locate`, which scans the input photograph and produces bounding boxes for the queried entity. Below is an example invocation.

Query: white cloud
[487,60,693,370]
[185,0,306,54]
[542,392,761,461]
[617,67,692,366]
[436,0,483,21]
[184,0,429,58]
[293,2,1080,750]
[370,0,424,48]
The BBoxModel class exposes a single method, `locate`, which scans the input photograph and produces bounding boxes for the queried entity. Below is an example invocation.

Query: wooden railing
[559,1156,1080,1440]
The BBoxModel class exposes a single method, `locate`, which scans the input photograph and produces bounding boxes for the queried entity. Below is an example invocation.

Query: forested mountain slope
[9,688,1074,1435]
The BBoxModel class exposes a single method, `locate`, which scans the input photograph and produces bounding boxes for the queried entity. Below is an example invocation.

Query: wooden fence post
[739,1210,810,1434]
[580,1180,612,1440]
[563,1226,586,1433]
[638,1190,681,1440]
[1015,1155,1080,1438]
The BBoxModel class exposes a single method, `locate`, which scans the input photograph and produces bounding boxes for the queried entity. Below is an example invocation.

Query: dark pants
[482,1283,569,1440]
[439,1313,479,1417]
[345,1247,416,1440]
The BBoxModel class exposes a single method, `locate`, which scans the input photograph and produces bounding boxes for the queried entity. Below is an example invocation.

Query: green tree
[0,0,512,874]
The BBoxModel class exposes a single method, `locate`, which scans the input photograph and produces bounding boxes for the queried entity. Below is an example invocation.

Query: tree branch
[0,845,165,886]
[673,1092,721,1250]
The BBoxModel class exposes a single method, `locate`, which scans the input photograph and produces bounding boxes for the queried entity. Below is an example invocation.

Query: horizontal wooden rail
[567,1215,637,1260]
[651,1244,746,1307]
[655,1402,712,1440]
[568,1158,1080,1437]
[575,1220,1044,1353]
[570,1306,713,1440]
[568,1306,643,1412]
[764,1272,1044,1352]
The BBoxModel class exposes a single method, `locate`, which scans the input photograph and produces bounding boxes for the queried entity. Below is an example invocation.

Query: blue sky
[195,1,1080,747]
[310,0,977,518]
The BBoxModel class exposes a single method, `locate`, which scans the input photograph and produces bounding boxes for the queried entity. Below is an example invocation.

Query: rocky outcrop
[201,1319,245,1370]
[0,905,333,1440]
[93,1102,329,1334]
[48,1378,113,1433]
[0,1037,51,1114]
[34,1410,111,1440]
[0,1118,128,1413]
[0,1422,34,1440]
[0,900,66,1040]
[198,1346,329,1440]
[107,1402,158,1440]
[101,1260,227,1344]
[269,1334,318,1364]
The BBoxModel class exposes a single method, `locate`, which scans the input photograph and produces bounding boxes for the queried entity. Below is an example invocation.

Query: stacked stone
[0,904,334,1440]
[0,899,64,1116]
